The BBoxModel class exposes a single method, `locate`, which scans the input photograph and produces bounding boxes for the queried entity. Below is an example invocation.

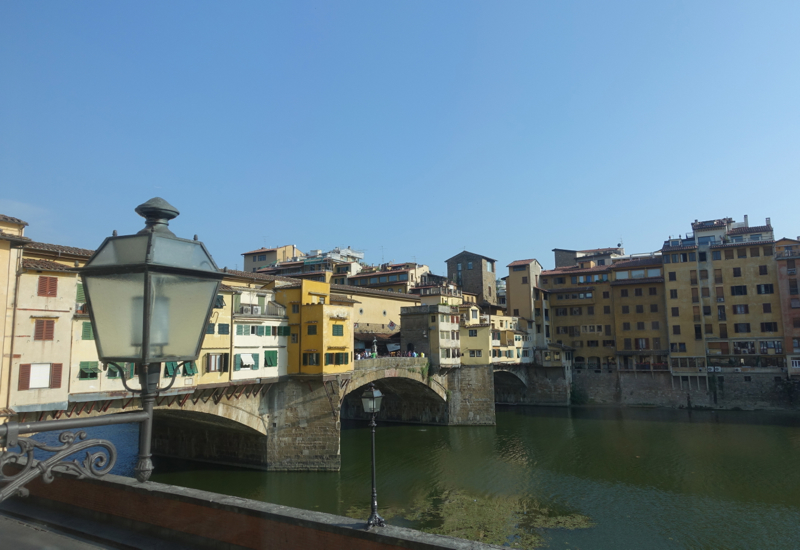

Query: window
[673,325,681,335]
[724,249,734,260]
[759,265,768,275]
[712,251,721,260]
[636,305,644,314]
[750,247,760,257]
[80,321,94,340]
[604,305,611,314]
[571,307,582,315]
[468,329,477,337]
[37,276,58,297]
[332,324,344,336]
[207,354,228,372]
[522,276,528,284]
[764,246,773,256]
[637,322,645,330]
[471,310,478,319]
[737,248,747,258]
[671,307,679,317]
[214,295,225,309]
[733,304,749,314]
[79,361,100,380]
[307,324,317,335]
[761,322,779,332]
[733,267,742,277]
[734,323,751,333]
[622,306,630,314]
[651,321,660,330]
[18,363,62,390]
[730,286,747,296]
[513,309,519,316]
[670,289,678,299]
[218,323,230,335]
[756,284,774,295]
[668,272,676,281]
[302,353,320,366]
[623,338,632,350]
[291,333,298,344]
[620,289,629,297]
[603,291,610,299]
[703,306,711,316]
[587,306,594,315]
[34,319,55,341]
[635,288,643,297]
[292,304,300,314]
[623,322,631,331]
[650,304,658,313]
[719,324,728,338]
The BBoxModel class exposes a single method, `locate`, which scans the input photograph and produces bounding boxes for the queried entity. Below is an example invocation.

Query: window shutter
[222,353,230,372]
[49,277,58,296]
[165,362,177,377]
[38,277,48,296]
[215,295,225,308]
[234,354,242,371]
[256,326,265,336]
[129,363,136,379]
[44,320,54,340]
[34,320,44,340]
[233,295,241,310]
[82,322,94,340]
[258,296,265,309]
[76,283,85,302]
[50,363,63,388]
[19,364,31,391]
[265,326,272,336]
[251,354,259,370]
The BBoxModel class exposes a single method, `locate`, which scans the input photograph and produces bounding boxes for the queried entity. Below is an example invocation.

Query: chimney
[744,214,749,227]
[766,217,771,227]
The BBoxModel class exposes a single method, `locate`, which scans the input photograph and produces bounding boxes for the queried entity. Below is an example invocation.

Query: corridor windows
[302,353,319,366]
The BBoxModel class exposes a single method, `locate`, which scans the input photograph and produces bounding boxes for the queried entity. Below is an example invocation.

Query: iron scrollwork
[0,430,116,501]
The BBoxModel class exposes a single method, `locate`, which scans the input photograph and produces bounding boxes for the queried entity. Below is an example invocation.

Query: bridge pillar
[443,364,496,425]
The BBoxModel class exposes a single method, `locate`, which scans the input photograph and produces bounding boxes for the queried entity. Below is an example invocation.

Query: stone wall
[445,365,495,425]
[494,366,569,406]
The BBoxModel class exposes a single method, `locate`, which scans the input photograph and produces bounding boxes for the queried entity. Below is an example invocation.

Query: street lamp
[361,382,385,528]
[80,197,222,481]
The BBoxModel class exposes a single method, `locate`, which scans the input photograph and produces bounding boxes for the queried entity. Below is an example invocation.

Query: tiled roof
[727,225,772,235]
[221,268,300,284]
[610,276,664,286]
[26,241,94,257]
[330,294,359,304]
[329,283,420,300]
[0,231,30,244]
[446,251,497,263]
[349,268,411,279]
[241,247,279,255]
[0,214,28,226]
[22,259,76,272]
[578,247,622,254]
[219,284,236,292]
[541,264,610,276]
[611,257,662,269]
[507,259,537,267]
[710,239,775,249]
[661,244,698,252]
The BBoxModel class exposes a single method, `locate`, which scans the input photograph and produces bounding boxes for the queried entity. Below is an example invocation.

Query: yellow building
[459,304,491,365]
[0,214,29,414]
[775,238,800,376]
[242,245,303,272]
[274,280,354,376]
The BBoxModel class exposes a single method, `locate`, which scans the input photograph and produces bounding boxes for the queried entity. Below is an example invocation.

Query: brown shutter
[50,363,62,388]
[18,364,31,391]
[34,319,44,340]
[48,277,58,297]
[38,276,48,296]
[44,320,55,340]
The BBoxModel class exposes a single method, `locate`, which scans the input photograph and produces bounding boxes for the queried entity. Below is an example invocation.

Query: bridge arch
[493,367,529,405]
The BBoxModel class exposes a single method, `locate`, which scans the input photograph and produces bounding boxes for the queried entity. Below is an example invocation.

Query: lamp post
[361,382,385,528]
[0,198,222,500]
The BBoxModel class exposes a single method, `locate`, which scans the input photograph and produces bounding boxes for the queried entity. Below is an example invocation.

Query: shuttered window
[264,325,272,336]
[214,295,225,308]
[206,323,215,335]
[264,350,278,367]
[79,361,100,380]
[34,319,55,341]
[81,322,94,340]
[18,364,31,390]
[76,283,86,302]
[218,324,230,335]
[107,363,123,379]
[256,326,265,336]
[50,363,62,388]
[164,362,179,377]
[183,362,198,376]
[251,354,259,370]
[234,354,242,371]
[38,276,58,297]
[332,324,344,336]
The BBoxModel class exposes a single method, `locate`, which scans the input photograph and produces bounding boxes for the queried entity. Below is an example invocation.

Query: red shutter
[44,320,55,340]
[19,364,31,391]
[50,363,62,388]
[48,277,58,297]
[38,276,48,296]
[34,320,44,340]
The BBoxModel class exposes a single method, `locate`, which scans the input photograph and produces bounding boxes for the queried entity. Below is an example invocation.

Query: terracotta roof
[0,231,31,245]
[541,264,610,276]
[219,284,236,292]
[26,241,94,257]
[330,294,359,304]
[507,259,536,267]
[710,239,775,249]
[661,244,698,252]
[0,214,28,226]
[22,259,76,272]
[241,247,279,255]
[329,283,420,300]
[610,277,664,286]
[446,251,497,263]
[727,225,772,236]
[221,268,300,284]
[611,257,662,269]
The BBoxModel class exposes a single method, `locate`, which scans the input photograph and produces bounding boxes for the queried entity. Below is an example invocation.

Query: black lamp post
[0,198,222,501]
[361,382,385,528]
[80,197,222,480]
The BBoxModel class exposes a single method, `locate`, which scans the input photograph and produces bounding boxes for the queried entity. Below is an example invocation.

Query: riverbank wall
[7,472,502,550]
[573,369,798,410]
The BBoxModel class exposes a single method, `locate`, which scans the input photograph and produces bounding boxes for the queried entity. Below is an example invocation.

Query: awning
[387,344,401,352]
[355,341,366,349]
[240,354,255,366]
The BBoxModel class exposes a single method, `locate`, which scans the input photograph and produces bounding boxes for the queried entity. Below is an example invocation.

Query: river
[33,406,800,549]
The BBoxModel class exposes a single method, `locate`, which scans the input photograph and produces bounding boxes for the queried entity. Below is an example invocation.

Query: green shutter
[236,324,243,336]
[265,325,272,336]
[76,283,85,302]
[256,326,265,336]
[251,353,259,370]
[107,363,120,378]
[82,322,94,340]
[165,362,178,377]
[234,354,242,371]
[332,324,343,336]
[206,323,215,335]
[233,295,241,310]
[183,362,197,376]
[267,350,278,366]
[214,295,225,308]
[80,361,100,373]
[218,324,230,335]
[129,363,136,379]
[258,296,265,309]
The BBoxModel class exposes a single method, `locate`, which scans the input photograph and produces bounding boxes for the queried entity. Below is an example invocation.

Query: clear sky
[2,1,798,275]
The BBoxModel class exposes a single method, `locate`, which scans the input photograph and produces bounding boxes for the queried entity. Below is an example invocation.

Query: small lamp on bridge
[80,197,223,481]
[361,382,385,528]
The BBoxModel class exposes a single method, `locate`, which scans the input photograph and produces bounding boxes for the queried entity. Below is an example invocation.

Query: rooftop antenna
[381,246,384,264]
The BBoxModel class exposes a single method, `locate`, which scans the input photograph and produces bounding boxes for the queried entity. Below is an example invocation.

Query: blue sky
[2,1,798,274]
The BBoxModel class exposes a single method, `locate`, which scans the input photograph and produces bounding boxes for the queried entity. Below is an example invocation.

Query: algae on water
[345,489,594,549]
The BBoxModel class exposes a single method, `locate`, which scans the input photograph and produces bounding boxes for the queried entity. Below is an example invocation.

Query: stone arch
[342,375,448,425]
[493,369,529,404]
[154,392,268,435]
[493,368,527,388]
[346,366,447,403]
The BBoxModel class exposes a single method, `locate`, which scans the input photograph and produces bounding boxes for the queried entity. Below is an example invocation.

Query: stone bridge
[493,362,571,406]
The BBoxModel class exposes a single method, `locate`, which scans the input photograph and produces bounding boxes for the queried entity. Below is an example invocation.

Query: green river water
[49,406,800,549]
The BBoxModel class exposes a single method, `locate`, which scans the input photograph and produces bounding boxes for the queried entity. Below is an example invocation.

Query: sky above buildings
[1,1,798,275]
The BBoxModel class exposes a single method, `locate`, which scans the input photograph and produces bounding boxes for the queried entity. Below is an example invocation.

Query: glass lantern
[361,383,384,414]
